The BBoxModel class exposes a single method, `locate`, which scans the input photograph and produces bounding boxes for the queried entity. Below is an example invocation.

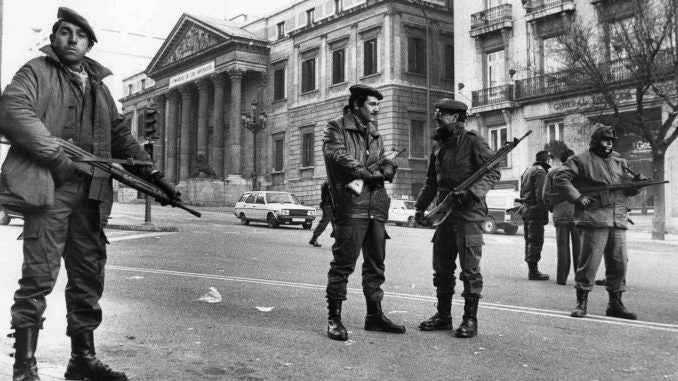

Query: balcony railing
[470,4,513,38]
[472,84,515,108]
[524,0,574,14]
[515,49,676,101]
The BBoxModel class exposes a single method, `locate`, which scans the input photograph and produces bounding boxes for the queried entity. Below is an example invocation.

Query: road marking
[107,232,175,241]
[108,265,678,333]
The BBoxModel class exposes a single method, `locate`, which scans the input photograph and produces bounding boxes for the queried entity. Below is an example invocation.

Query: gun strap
[72,157,154,166]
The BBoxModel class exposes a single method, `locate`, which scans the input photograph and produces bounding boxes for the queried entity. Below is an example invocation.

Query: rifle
[506,198,525,214]
[346,148,407,196]
[1,138,201,217]
[425,130,532,226]
[578,180,668,195]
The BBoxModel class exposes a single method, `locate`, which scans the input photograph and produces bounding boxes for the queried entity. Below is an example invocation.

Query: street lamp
[241,100,267,190]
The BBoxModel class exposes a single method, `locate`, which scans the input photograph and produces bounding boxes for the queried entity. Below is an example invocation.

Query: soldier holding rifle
[0,8,180,381]
[555,125,655,320]
[414,99,500,338]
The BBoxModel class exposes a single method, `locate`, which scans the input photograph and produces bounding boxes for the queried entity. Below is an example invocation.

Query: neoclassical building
[120,0,455,205]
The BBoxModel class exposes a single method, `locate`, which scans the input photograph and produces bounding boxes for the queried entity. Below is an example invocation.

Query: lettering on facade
[551,81,676,112]
[169,61,216,88]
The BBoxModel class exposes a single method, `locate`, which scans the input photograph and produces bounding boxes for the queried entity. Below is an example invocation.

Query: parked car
[233,191,316,229]
[388,198,419,227]
[483,189,523,235]
[0,204,23,225]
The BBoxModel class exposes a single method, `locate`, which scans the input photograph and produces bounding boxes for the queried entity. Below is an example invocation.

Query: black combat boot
[419,294,453,331]
[364,300,406,333]
[570,288,589,318]
[309,234,321,247]
[12,327,41,381]
[528,262,550,280]
[606,291,637,320]
[456,295,479,338]
[327,299,348,341]
[64,331,128,381]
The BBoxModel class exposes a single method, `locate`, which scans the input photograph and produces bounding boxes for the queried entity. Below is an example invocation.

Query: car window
[245,193,256,203]
[255,194,266,204]
[404,201,415,209]
[238,193,250,202]
[266,192,297,204]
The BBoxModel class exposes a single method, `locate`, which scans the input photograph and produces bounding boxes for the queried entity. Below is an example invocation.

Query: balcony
[515,50,675,102]
[471,84,516,113]
[524,0,575,22]
[470,4,513,38]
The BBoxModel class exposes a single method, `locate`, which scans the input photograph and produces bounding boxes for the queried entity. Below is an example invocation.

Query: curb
[105,224,179,232]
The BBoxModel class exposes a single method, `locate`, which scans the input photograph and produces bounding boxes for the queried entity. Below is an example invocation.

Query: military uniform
[309,181,334,247]
[520,151,551,280]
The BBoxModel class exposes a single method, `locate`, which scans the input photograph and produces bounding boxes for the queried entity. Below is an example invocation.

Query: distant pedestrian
[520,150,551,280]
[543,147,580,285]
[309,181,334,247]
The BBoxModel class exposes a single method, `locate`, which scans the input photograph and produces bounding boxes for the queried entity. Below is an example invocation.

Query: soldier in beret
[414,98,500,338]
[520,150,552,281]
[322,84,405,341]
[0,8,180,381]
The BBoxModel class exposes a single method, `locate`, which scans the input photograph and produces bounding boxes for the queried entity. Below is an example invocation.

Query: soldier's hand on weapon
[452,190,472,206]
[633,173,649,181]
[151,171,182,205]
[576,195,594,208]
[380,162,397,182]
[414,210,430,227]
[363,169,384,189]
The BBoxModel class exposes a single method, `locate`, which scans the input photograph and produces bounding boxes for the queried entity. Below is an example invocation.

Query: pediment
[161,24,225,66]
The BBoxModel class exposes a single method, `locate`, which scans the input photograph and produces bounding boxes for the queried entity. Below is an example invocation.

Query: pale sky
[1,0,294,103]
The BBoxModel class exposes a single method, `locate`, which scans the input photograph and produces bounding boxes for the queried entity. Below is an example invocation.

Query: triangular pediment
[160,24,225,67]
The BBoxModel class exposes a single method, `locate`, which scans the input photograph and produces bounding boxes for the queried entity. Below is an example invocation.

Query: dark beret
[57,7,97,43]
[434,98,468,112]
[535,150,550,162]
[349,84,383,100]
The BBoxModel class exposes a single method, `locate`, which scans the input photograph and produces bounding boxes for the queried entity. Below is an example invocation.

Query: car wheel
[503,224,519,235]
[481,218,497,234]
[0,209,11,225]
[407,216,416,228]
[302,221,313,230]
[267,213,279,229]
[239,213,249,225]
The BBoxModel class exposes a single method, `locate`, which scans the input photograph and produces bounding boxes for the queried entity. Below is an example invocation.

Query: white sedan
[234,191,316,229]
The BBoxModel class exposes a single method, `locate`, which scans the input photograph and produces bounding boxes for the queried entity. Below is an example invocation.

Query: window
[128,84,133,95]
[486,49,505,87]
[408,37,427,74]
[301,58,316,93]
[409,120,425,158]
[255,193,266,204]
[364,39,377,76]
[543,37,567,73]
[306,8,315,26]
[141,79,146,90]
[273,68,285,100]
[488,126,508,167]
[444,45,454,80]
[245,193,256,203]
[334,0,342,14]
[546,120,565,142]
[136,108,145,138]
[301,130,314,167]
[273,134,285,171]
[332,49,345,84]
[277,22,285,39]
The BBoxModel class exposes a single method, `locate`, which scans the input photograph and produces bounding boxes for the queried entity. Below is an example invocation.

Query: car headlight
[280,209,289,215]
[307,210,315,216]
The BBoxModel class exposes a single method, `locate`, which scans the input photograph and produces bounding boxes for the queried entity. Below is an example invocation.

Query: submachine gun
[346,148,407,196]
[425,130,532,226]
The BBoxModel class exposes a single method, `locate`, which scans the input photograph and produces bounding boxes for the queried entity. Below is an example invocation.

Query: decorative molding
[161,25,222,67]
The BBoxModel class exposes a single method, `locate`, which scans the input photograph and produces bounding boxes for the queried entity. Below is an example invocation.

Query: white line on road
[107,232,176,241]
[108,265,678,333]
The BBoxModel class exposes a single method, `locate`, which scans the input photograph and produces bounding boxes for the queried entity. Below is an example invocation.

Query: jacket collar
[39,45,113,83]
[533,161,551,171]
[342,110,380,138]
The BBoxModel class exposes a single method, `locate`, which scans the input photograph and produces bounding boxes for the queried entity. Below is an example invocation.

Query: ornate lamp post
[241,100,267,190]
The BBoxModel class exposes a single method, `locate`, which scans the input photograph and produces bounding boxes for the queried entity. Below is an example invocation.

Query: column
[228,69,243,178]
[196,79,210,164]
[152,94,166,173]
[165,90,179,183]
[179,84,193,181]
[212,73,226,177]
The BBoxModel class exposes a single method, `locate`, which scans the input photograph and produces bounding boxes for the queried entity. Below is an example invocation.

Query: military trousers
[431,221,484,297]
[574,227,627,292]
[313,206,334,237]
[523,218,546,264]
[555,221,580,284]
[11,178,107,336]
[326,217,386,302]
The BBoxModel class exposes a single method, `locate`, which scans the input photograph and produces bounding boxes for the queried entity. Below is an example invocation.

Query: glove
[414,210,430,227]
[380,163,397,182]
[363,170,384,189]
[575,195,594,209]
[633,173,649,181]
[151,171,181,205]
[452,190,472,206]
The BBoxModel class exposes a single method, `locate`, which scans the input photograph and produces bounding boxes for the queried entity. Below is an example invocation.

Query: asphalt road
[1,204,677,380]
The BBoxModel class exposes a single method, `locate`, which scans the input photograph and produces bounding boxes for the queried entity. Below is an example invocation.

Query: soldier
[414,99,500,338]
[0,8,180,381]
[543,147,580,285]
[520,151,551,280]
[309,181,334,247]
[322,84,405,341]
[555,125,639,319]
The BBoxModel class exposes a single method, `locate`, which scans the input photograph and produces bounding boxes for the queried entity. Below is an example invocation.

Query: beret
[349,84,383,100]
[535,150,550,162]
[57,7,97,43]
[434,98,468,112]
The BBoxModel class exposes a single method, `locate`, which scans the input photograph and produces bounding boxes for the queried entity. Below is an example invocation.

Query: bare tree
[554,0,678,240]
